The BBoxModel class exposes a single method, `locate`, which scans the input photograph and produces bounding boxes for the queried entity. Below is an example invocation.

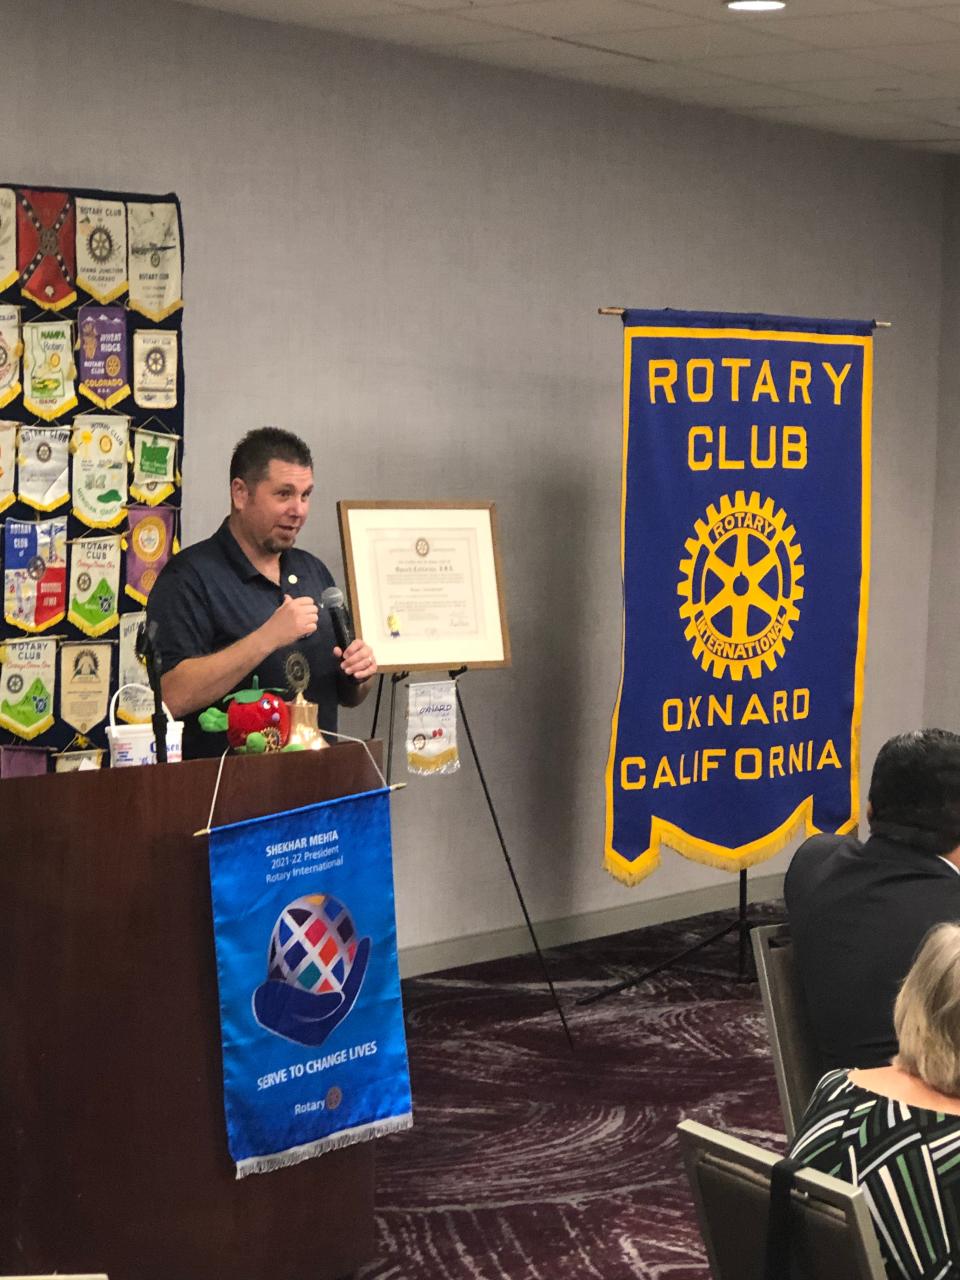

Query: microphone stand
[137,623,168,765]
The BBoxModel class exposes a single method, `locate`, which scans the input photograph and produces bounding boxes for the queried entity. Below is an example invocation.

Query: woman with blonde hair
[790,921,960,1279]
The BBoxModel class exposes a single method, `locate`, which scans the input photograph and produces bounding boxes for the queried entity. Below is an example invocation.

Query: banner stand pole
[577,869,753,1007]
[596,306,892,327]
[370,673,385,740]
[449,667,575,1052]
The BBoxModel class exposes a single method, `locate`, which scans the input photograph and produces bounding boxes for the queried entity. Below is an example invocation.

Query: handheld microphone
[135,619,160,662]
[321,587,358,682]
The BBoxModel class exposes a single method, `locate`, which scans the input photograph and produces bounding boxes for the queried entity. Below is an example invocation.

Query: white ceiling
[176,0,960,151]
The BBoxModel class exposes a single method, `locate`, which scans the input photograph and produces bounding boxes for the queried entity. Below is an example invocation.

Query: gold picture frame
[337,500,511,673]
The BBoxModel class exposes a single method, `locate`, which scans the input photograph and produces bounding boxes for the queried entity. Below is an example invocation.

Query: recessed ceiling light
[725,0,786,10]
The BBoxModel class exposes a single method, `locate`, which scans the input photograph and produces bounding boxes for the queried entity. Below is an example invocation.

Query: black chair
[678,1119,886,1280]
[751,922,824,1138]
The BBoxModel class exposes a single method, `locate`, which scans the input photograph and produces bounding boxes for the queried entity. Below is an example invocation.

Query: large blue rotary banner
[208,788,412,1176]
[606,310,873,885]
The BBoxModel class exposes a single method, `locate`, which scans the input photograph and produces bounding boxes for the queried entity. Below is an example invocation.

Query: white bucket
[106,684,184,767]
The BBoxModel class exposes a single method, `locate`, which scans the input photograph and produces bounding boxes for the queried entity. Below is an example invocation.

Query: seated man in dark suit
[785,729,960,1070]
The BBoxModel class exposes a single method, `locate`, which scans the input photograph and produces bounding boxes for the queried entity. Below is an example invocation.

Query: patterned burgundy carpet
[359,904,787,1280]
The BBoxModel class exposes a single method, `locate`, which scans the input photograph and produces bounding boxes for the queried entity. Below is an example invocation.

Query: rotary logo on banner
[606,310,872,885]
[0,422,16,514]
[18,425,70,511]
[127,202,183,321]
[207,789,413,1177]
[75,198,127,304]
[59,641,111,735]
[130,428,176,505]
[17,189,77,311]
[125,505,175,604]
[3,516,67,632]
[22,321,77,422]
[77,306,129,409]
[0,305,22,410]
[0,637,56,739]
[0,189,16,291]
[68,535,121,637]
[71,414,128,528]
[133,331,178,410]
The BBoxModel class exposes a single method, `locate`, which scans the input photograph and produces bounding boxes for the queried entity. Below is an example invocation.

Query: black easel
[577,868,752,1008]
[373,667,574,1051]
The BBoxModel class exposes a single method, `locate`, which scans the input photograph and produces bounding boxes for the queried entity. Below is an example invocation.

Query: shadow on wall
[514,462,599,913]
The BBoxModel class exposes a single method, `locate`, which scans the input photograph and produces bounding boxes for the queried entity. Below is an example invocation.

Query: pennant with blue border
[606,309,873,885]
[208,787,413,1176]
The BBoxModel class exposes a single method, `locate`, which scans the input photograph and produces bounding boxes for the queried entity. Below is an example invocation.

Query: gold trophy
[285,652,328,751]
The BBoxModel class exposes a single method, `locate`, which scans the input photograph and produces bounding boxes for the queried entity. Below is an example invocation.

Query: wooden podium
[0,745,383,1280]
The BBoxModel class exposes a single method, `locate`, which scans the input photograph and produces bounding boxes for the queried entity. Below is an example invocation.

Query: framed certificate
[337,501,511,672]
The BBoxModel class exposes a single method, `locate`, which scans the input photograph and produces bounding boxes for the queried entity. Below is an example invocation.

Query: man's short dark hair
[868,729,960,854]
[230,427,313,487]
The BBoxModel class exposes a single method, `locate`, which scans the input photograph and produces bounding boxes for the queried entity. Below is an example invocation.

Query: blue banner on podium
[208,788,412,1176]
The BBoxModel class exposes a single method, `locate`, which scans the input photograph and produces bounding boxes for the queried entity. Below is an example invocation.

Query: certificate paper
[372,529,484,640]
[339,504,509,671]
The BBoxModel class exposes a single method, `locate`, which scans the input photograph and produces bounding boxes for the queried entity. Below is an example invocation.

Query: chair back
[678,1119,886,1280]
[751,923,823,1138]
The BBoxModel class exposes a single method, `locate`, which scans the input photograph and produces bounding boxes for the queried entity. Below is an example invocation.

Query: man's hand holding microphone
[265,589,377,685]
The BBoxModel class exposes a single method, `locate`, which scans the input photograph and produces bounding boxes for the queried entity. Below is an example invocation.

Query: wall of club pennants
[0,183,185,773]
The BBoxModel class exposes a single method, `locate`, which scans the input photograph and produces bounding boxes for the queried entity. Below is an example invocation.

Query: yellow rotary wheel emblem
[677,490,804,681]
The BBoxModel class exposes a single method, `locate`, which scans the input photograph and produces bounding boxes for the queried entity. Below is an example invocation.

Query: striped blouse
[789,1069,960,1280]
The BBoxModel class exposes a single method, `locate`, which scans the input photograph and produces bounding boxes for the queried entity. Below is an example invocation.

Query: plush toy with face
[198,677,298,753]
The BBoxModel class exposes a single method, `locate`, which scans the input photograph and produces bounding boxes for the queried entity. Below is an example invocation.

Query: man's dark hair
[868,729,960,854]
[229,427,313,487]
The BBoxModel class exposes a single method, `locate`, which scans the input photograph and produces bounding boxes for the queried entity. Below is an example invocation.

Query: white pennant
[59,641,112,734]
[68,535,121,637]
[22,320,77,422]
[71,414,128,528]
[76,198,128,303]
[118,612,153,724]
[0,638,57,740]
[0,304,22,411]
[18,425,70,511]
[133,331,178,409]
[0,188,16,292]
[127,202,182,321]
[0,421,16,514]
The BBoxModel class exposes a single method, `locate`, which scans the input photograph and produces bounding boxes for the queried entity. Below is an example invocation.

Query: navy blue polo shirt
[146,519,347,759]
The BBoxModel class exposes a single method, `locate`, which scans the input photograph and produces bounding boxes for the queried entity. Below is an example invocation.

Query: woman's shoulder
[807,1067,858,1109]
[795,1066,960,1151]
[789,1070,859,1152]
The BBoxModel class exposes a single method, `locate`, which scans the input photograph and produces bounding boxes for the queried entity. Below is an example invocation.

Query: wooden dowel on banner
[598,306,892,327]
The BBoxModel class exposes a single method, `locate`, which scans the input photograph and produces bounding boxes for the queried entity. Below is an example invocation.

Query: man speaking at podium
[146,427,377,759]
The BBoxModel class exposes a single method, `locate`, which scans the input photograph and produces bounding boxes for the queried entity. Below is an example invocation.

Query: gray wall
[1,0,948,960]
